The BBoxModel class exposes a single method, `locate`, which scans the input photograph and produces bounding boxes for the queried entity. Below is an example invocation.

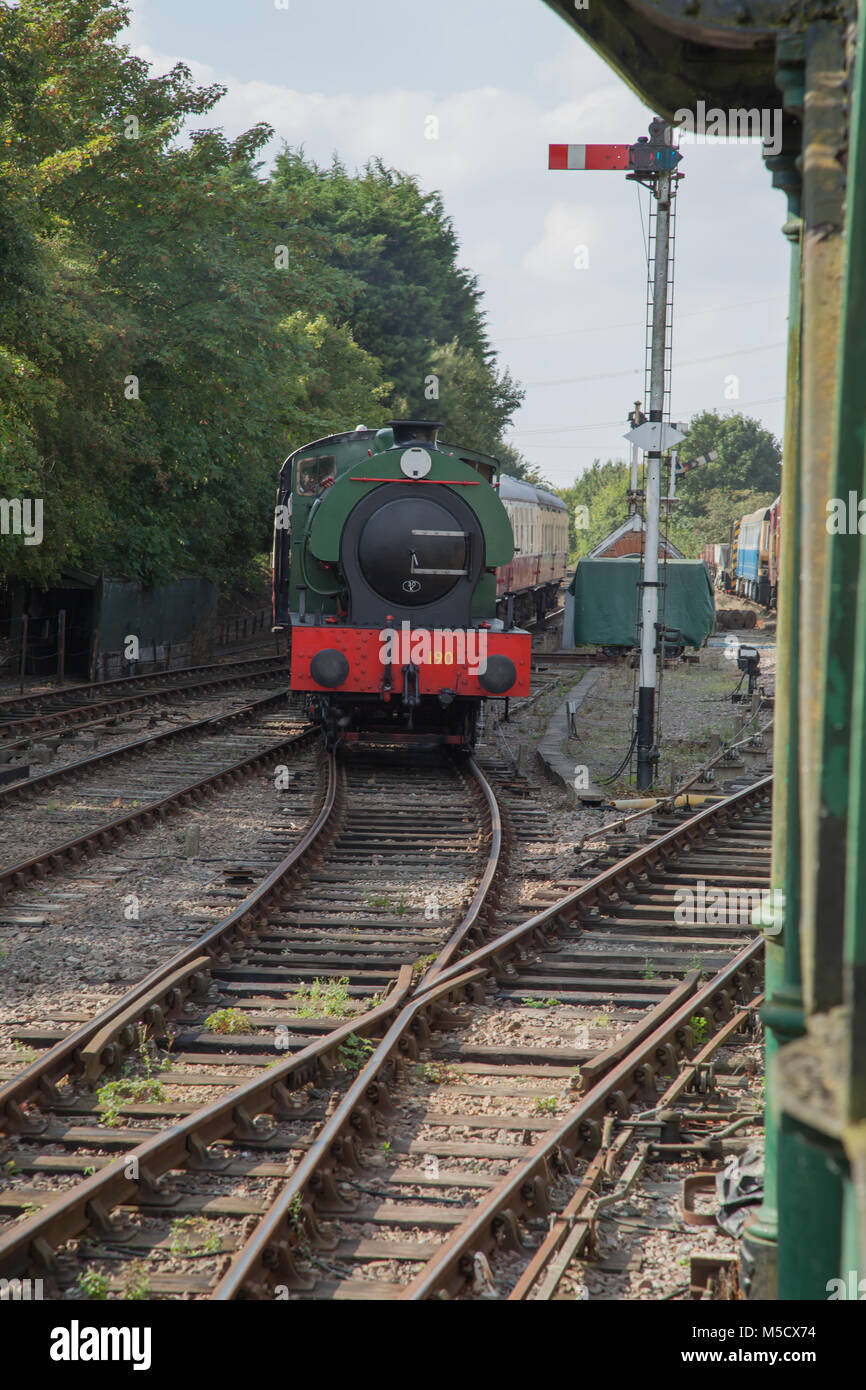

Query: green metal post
[842,0,866,1285]
[743,46,805,1297]
[778,1116,844,1298]
[797,21,847,1018]
[776,17,853,1301]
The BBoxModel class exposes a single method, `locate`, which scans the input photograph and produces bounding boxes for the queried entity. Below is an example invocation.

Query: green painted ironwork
[842,0,866,1132]
[840,0,866,1285]
[745,82,805,1292]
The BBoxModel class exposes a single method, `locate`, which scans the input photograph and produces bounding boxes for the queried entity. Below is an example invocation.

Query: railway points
[0,724,773,1303]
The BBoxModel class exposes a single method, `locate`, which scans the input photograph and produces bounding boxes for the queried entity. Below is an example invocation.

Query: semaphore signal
[676,450,719,476]
[548,118,684,790]
[548,144,631,170]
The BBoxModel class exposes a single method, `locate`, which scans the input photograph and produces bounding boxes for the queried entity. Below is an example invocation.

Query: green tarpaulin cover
[567,557,715,649]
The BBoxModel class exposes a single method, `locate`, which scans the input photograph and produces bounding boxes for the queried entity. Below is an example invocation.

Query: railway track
[0,654,287,743]
[531,650,616,667]
[0,762,769,1299]
[529,605,565,633]
[0,746,504,1297]
[0,698,313,902]
[210,773,770,1301]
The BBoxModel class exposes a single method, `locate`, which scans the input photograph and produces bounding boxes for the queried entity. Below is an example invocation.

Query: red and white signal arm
[548,144,631,170]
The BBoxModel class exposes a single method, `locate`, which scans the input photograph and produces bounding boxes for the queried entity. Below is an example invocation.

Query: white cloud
[523,201,611,282]
[121,20,643,195]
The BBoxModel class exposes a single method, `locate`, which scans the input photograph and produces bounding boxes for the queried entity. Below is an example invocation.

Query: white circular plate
[400,447,432,479]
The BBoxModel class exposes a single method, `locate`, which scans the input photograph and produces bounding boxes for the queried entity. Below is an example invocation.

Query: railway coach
[496,475,569,626]
[727,495,781,606]
[700,542,731,589]
[272,421,567,746]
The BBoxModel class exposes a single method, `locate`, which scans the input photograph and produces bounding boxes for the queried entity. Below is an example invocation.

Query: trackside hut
[564,556,715,650]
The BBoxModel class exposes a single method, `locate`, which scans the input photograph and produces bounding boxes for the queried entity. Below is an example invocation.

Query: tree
[670,410,781,556]
[0,2,528,593]
[279,312,391,442]
[270,152,489,408]
[270,150,535,484]
[0,0,385,588]
[420,340,522,457]
[558,459,631,558]
[675,410,781,504]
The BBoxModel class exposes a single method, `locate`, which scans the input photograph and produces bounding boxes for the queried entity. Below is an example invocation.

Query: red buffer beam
[548,144,631,170]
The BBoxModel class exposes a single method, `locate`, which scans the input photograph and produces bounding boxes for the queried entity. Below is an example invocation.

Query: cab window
[295,454,337,495]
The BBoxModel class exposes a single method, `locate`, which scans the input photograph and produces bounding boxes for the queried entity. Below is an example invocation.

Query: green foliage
[690,1014,709,1045]
[121,1263,150,1300]
[677,410,781,499]
[521,997,557,1009]
[203,1007,248,1035]
[270,152,488,407]
[669,410,780,554]
[169,1215,221,1257]
[76,1268,110,1300]
[95,1022,172,1124]
[558,459,632,561]
[414,1061,463,1084]
[289,976,351,1018]
[496,440,550,485]
[96,1075,167,1126]
[0,6,525,591]
[337,1032,375,1071]
[424,339,524,459]
[414,1062,433,1082]
[534,1096,558,1114]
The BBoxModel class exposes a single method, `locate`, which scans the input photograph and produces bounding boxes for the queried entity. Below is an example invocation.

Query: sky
[122,0,790,490]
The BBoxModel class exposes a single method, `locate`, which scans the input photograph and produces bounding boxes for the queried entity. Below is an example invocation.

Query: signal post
[549,119,683,789]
